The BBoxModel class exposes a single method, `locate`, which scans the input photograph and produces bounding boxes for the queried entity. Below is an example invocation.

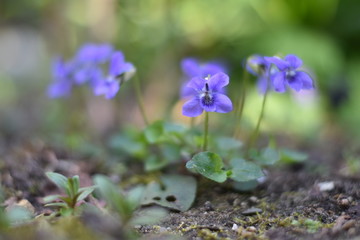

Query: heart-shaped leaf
[255,147,280,166]
[229,158,264,182]
[144,120,165,144]
[280,148,308,164]
[216,137,242,151]
[141,174,197,211]
[186,152,227,183]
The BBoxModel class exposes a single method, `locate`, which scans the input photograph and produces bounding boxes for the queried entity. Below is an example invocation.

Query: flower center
[200,83,214,106]
[286,69,296,78]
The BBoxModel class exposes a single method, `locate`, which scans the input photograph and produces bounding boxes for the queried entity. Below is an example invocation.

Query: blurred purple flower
[264,54,314,93]
[73,43,114,85]
[181,58,226,97]
[182,73,233,117]
[246,55,272,94]
[93,51,135,99]
[47,58,73,98]
[76,43,113,64]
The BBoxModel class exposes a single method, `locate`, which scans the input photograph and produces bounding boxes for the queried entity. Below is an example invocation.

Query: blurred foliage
[0,0,360,142]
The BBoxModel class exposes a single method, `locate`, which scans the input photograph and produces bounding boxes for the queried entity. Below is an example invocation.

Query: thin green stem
[246,83,269,156]
[190,117,195,128]
[133,74,149,126]
[233,70,249,138]
[202,112,209,151]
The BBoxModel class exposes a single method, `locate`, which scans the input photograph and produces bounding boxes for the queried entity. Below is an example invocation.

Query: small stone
[159,227,167,233]
[7,199,35,215]
[232,223,239,231]
[241,230,254,238]
[233,198,241,206]
[240,202,248,208]
[242,207,262,216]
[249,196,259,204]
[247,226,257,232]
[340,198,350,206]
[204,201,214,211]
[317,181,334,192]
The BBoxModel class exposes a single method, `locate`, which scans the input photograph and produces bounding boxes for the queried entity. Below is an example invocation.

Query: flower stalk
[202,112,209,151]
[246,73,270,157]
[133,74,149,126]
[233,69,249,138]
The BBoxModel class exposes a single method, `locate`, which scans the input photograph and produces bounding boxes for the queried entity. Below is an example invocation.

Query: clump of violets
[180,58,226,97]
[264,54,314,93]
[245,54,314,94]
[47,43,135,99]
[182,73,233,117]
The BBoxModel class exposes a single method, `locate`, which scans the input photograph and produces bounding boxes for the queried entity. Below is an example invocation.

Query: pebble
[317,181,334,192]
[340,198,350,206]
[204,201,214,211]
[247,226,257,232]
[233,198,241,206]
[232,223,239,231]
[240,202,248,208]
[6,199,35,215]
[249,196,259,204]
[242,207,262,216]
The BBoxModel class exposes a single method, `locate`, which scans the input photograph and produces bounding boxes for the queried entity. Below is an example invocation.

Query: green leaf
[46,172,68,193]
[108,135,146,158]
[280,148,308,164]
[144,120,164,144]
[43,195,61,203]
[229,158,264,182]
[161,143,181,163]
[216,137,242,151]
[77,186,96,202]
[72,176,80,194]
[141,174,197,212]
[93,175,133,221]
[163,122,187,142]
[44,202,68,208]
[67,175,80,198]
[59,196,73,207]
[186,152,227,183]
[145,155,168,172]
[255,147,280,166]
[163,122,186,135]
[126,185,145,210]
[131,207,168,225]
[232,180,259,192]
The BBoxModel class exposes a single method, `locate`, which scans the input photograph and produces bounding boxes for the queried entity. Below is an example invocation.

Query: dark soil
[2,137,360,240]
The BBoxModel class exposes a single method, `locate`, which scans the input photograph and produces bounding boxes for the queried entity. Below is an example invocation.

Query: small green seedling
[93,175,167,224]
[44,172,96,216]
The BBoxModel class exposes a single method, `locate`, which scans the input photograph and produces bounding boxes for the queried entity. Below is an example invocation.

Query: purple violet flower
[47,58,73,98]
[264,54,314,93]
[181,58,226,98]
[93,51,135,99]
[181,58,226,79]
[182,73,233,117]
[73,43,114,85]
[246,55,273,94]
[76,43,113,64]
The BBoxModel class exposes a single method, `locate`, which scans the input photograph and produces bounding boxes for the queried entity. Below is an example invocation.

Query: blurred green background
[1,0,360,150]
